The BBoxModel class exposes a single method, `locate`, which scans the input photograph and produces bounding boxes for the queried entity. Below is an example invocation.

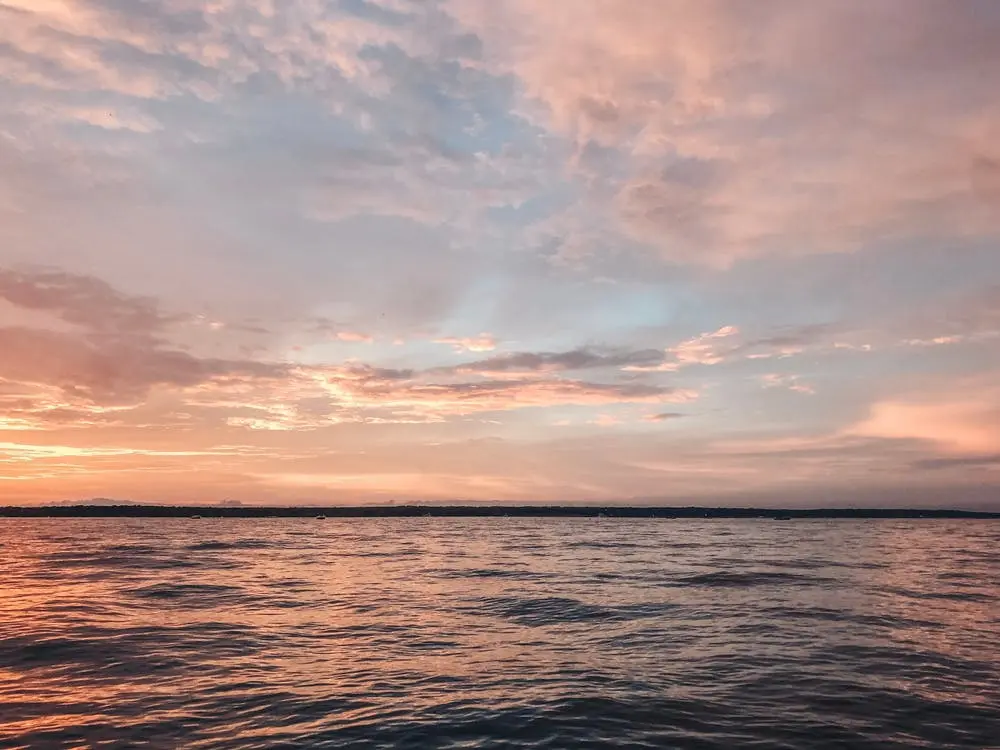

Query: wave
[670,570,835,587]
[565,540,647,550]
[185,539,274,551]
[468,595,676,626]
[759,605,946,630]
[124,583,253,609]
[431,567,554,580]
[3,518,997,750]
[38,547,202,572]
[0,622,260,677]
[879,585,997,603]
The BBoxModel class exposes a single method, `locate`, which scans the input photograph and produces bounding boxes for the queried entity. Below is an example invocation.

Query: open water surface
[1,518,998,749]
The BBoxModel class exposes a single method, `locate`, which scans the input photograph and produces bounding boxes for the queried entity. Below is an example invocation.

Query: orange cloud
[434,334,497,352]
[312,370,697,417]
[760,373,815,395]
[589,414,620,427]
[850,395,1000,454]
[1,269,700,436]
[623,325,739,372]
[335,331,374,343]
[670,325,738,365]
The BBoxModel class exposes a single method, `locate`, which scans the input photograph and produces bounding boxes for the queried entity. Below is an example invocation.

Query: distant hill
[2,505,998,519]
[45,497,143,506]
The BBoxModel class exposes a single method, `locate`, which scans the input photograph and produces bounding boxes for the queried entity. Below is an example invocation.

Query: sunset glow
[1,0,998,506]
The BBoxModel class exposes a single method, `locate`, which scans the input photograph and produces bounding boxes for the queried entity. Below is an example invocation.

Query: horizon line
[3,504,997,519]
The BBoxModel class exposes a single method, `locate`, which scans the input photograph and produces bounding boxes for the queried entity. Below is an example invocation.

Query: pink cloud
[627,325,739,371]
[434,334,497,352]
[643,412,685,423]
[848,387,1000,454]
[760,373,815,395]
[0,267,173,341]
[449,346,667,376]
[336,331,375,343]
[589,414,621,427]
[454,0,1000,264]
[671,325,738,365]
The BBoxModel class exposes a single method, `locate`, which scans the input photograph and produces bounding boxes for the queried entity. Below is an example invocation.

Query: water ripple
[1,518,998,749]
[671,570,835,587]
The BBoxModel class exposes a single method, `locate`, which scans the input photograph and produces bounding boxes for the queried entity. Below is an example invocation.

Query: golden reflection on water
[1,518,998,747]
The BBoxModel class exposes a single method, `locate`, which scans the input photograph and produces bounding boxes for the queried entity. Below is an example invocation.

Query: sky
[1,0,999,507]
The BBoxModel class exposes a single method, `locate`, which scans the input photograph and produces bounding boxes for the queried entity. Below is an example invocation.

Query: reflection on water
[1,518,998,749]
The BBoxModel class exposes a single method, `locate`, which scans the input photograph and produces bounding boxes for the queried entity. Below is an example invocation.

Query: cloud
[451,346,668,376]
[912,453,1000,471]
[0,379,141,431]
[643,412,685,422]
[335,331,374,343]
[903,285,1000,341]
[0,0,549,246]
[0,266,173,341]
[759,373,815,395]
[434,333,497,352]
[0,268,698,432]
[848,381,1000,454]
[1,4,999,506]
[0,268,295,407]
[734,324,834,360]
[634,307,1000,374]
[669,325,738,365]
[338,376,697,414]
[178,365,698,431]
[623,325,739,372]
[0,325,286,406]
[453,0,1000,264]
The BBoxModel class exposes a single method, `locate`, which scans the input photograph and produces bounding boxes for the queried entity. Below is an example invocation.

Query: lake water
[2,518,998,749]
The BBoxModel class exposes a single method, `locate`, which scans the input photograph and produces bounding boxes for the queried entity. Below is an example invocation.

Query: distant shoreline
[1,505,997,519]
